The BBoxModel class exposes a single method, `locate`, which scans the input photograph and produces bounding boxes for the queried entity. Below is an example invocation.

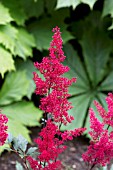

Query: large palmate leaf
[14,28,35,59]
[61,93,93,130]
[80,27,112,86]
[28,8,73,50]
[0,46,15,77]
[63,43,89,95]
[99,71,113,91]
[61,43,113,131]
[0,24,17,54]
[0,71,29,105]
[56,0,97,9]
[71,12,112,86]
[0,2,13,24]
[1,101,42,142]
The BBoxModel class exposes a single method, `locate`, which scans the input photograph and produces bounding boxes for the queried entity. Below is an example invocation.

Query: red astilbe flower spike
[35,120,66,163]
[88,108,104,141]
[49,26,65,62]
[31,26,85,169]
[94,93,113,127]
[83,94,113,168]
[0,111,8,146]
[33,26,76,126]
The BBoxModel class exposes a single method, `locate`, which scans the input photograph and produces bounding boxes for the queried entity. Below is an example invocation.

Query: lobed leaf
[0,46,15,78]
[15,59,36,99]
[0,24,17,54]
[0,71,29,105]
[14,28,35,60]
[0,2,13,24]
[1,0,27,25]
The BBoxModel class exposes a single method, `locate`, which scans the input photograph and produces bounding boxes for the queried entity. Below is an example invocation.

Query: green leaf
[0,46,15,77]
[45,0,57,13]
[56,0,80,9]
[28,9,74,50]
[56,0,97,9]
[63,43,90,95]
[0,71,29,105]
[102,0,113,29]
[0,2,13,24]
[99,71,113,91]
[15,59,36,99]
[102,0,113,18]
[110,165,113,170]
[80,28,111,86]
[1,0,27,25]
[16,161,24,170]
[82,0,97,9]
[1,101,42,142]
[27,147,37,155]
[27,147,38,158]
[99,166,107,170]
[13,135,28,152]
[61,93,93,130]
[2,101,42,127]
[61,43,112,131]
[20,0,44,18]
[14,28,35,59]
[8,119,31,142]
[7,132,13,143]
[0,24,17,54]
[96,93,107,111]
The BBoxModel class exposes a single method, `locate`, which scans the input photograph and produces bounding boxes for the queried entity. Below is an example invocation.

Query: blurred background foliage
[0,0,113,142]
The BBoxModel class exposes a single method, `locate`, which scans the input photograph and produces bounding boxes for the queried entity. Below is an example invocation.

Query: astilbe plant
[30,26,86,169]
[82,93,113,170]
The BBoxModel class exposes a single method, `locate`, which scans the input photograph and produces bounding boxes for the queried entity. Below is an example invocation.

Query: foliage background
[0,0,113,141]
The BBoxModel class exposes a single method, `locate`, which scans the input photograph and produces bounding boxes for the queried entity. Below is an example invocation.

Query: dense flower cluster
[82,93,113,168]
[0,111,8,146]
[33,26,76,126]
[35,120,66,164]
[94,93,113,127]
[27,155,61,170]
[27,156,41,170]
[30,26,85,169]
